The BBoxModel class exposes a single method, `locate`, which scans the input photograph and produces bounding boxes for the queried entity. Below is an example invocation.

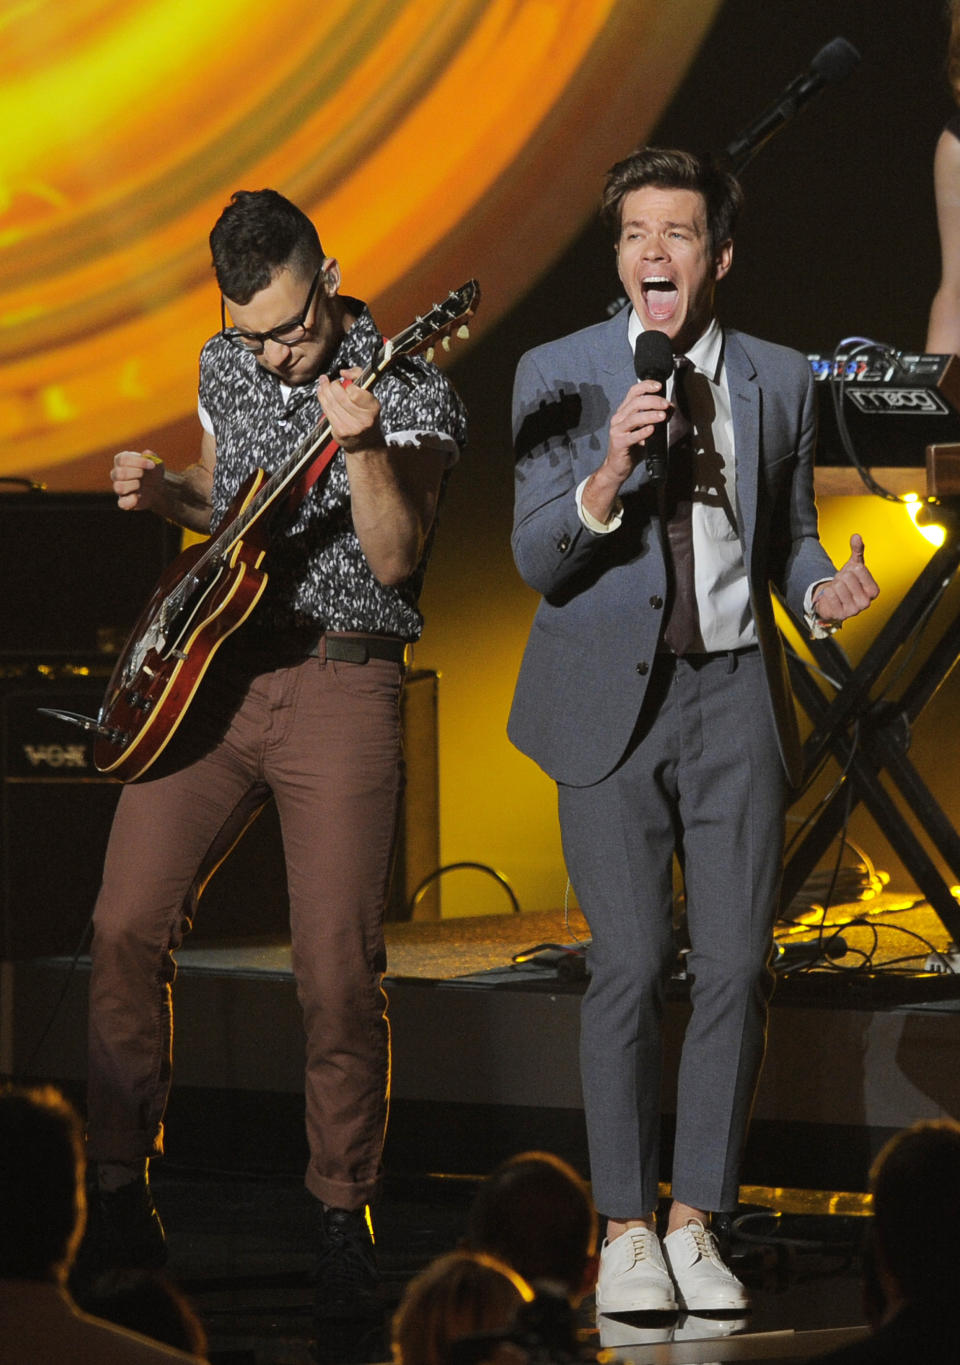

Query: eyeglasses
[220,269,322,354]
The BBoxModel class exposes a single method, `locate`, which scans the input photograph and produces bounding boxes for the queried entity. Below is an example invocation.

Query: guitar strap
[288,339,391,506]
[281,435,341,515]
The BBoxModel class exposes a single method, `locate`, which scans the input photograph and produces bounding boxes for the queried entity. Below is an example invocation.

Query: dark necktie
[660,357,703,655]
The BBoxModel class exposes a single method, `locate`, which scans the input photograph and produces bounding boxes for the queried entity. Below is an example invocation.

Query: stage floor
[6,890,960,1361]
[8,889,960,1192]
[167,888,958,984]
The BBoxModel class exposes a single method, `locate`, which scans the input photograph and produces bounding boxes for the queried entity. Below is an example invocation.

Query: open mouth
[641,276,679,323]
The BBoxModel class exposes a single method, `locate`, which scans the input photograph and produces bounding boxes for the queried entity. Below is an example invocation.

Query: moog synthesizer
[807,348,960,466]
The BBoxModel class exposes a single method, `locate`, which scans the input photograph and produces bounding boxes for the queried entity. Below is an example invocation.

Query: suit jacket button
[649,595,663,609]
[557,535,570,553]
[636,661,649,675]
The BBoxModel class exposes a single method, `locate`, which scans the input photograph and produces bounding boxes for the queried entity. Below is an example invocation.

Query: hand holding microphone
[583,329,674,523]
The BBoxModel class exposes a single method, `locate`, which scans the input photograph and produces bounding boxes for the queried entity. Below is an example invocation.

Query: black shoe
[74,1167,167,1285]
[313,1204,382,1325]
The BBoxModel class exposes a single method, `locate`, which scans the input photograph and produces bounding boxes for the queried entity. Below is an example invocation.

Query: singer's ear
[713,239,734,282]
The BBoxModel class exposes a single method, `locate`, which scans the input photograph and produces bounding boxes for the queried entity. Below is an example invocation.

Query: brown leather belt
[311,632,409,664]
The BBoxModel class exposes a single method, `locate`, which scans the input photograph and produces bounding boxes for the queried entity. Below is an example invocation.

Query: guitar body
[94,471,271,781]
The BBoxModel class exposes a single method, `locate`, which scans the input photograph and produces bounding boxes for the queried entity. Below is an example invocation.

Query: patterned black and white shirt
[198,298,467,641]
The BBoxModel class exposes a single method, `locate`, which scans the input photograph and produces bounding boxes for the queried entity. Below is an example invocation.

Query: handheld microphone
[633,329,674,483]
[720,36,860,175]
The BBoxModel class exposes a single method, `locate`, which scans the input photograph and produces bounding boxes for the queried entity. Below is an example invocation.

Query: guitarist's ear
[322,259,341,296]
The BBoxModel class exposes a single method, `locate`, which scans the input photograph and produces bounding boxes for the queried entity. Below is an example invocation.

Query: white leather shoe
[595,1226,677,1312]
[662,1219,749,1311]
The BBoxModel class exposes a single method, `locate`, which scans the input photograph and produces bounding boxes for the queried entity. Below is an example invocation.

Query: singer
[508,148,877,1316]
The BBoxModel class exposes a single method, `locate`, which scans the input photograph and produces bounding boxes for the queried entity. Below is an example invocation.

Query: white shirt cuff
[385,428,460,466]
[805,579,839,638]
[575,476,624,534]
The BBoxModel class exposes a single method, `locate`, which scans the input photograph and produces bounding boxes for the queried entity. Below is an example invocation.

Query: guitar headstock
[388,280,480,365]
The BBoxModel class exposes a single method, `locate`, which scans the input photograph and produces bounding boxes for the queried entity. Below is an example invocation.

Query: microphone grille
[811,36,860,83]
[633,328,674,382]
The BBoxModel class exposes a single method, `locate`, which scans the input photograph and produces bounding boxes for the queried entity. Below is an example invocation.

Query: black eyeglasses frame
[220,269,322,354]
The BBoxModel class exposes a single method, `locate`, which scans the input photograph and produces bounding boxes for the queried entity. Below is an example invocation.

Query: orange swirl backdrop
[1,0,721,484]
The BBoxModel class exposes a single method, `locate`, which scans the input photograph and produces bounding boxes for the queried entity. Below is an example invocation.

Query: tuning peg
[441,336,451,352]
[457,325,470,340]
[425,346,435,362]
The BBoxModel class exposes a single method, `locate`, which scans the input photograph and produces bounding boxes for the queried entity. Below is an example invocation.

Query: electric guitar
[42,281,479,782]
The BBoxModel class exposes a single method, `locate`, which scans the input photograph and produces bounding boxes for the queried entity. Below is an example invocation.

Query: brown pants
[86,648,404,1210]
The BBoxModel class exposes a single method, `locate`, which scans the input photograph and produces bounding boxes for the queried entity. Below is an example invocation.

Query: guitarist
[81,190,467,1334]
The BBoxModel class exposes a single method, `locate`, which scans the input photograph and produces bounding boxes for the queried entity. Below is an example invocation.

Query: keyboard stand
[780,484,960,941]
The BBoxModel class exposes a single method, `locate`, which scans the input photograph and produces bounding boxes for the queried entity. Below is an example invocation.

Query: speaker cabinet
[0,491,180,662]
[1,673,118,959]
[1,669,440,960]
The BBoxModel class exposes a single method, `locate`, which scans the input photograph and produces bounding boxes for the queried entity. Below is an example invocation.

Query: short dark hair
[209,188,323,303]
[0,1085,85,1281]
[602,146,743,256]
[465,1151,597,1296]
[871,1117,960,1305]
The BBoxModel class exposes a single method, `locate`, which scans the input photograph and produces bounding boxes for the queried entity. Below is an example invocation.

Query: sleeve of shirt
[804,578,839,638]
[376,357,468,458]
[198,398,215,437]
[575,475,624,534]
[385,429,460,465]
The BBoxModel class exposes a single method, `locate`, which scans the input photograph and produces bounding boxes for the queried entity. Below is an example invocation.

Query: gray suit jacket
[507,306,836,789]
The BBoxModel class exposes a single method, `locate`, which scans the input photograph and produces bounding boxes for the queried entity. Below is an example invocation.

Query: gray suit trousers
[557,648,786,1217]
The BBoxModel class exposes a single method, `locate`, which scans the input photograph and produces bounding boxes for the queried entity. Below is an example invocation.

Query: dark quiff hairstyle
[209,188,324,304]
[0,1085,86,1281]
[602,147,743,258]
[870,1117,960,1305]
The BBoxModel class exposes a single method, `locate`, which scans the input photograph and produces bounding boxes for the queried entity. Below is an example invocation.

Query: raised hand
[604,379,670,482]
[111,450,166,511]
[813,533,879,626]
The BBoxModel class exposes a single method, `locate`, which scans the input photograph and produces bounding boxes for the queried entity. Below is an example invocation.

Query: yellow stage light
[903,492,947,548]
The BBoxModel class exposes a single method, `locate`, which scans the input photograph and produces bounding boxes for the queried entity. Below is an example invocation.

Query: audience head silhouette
[0,1083,86,1283]
[871,1117,960,1310]
[464,1151,598,1303]
[392,1249,532,1365]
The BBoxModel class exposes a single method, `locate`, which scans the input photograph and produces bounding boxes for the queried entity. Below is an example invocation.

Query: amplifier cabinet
[1,668,439,960]
[1,673,118,959]
[0,492,181,662]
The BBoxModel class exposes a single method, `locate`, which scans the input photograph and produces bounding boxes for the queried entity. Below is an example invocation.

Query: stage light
[903,492,947,548]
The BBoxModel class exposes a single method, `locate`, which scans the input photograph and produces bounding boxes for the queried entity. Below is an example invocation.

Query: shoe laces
[624,1227,657,1267]
[684,1220,725,1268]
